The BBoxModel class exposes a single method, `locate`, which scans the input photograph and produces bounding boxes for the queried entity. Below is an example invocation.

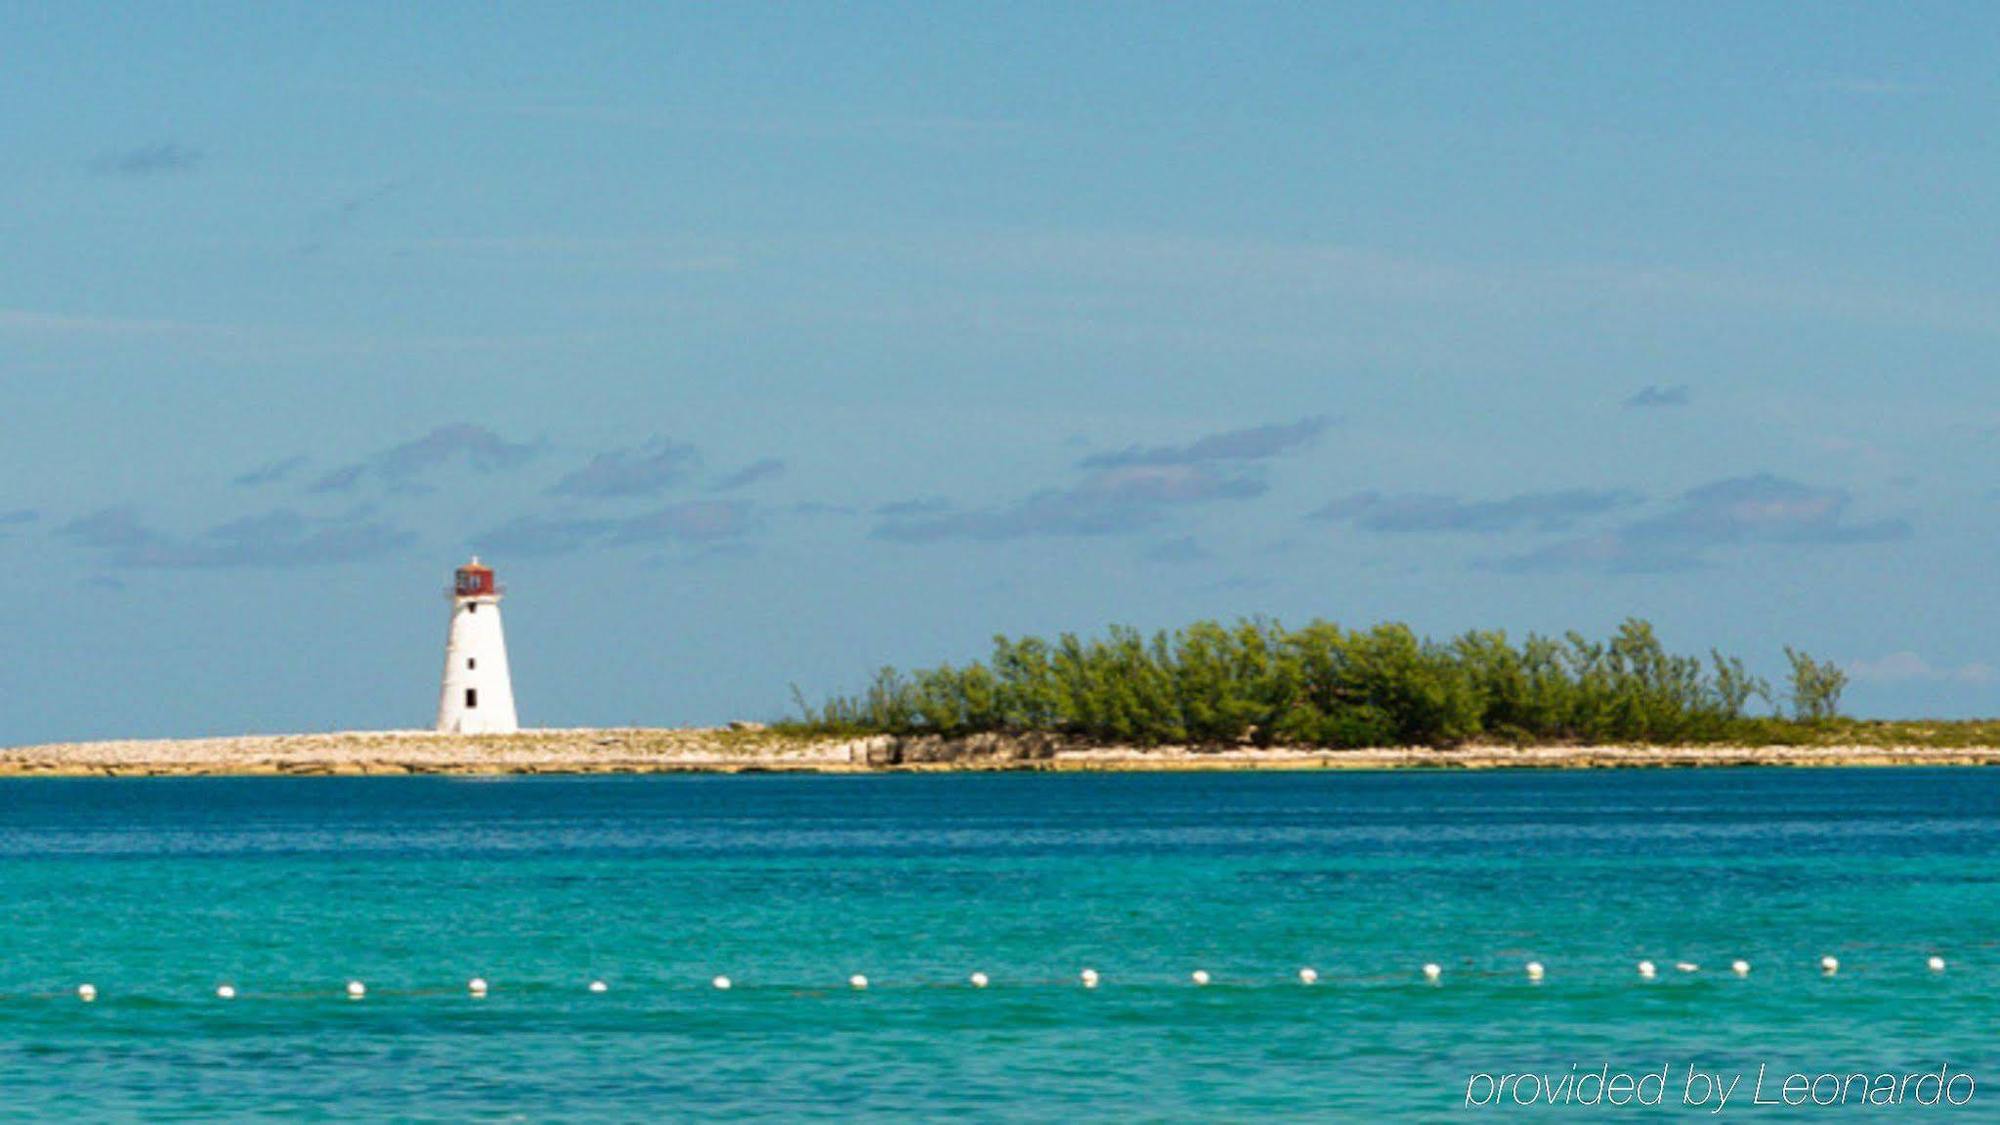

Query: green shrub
[1784,647,1849,723]
[788,618,1843,748]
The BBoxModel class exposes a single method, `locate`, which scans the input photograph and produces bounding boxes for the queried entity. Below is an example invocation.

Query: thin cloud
[1624,384,1692,409]
[1486,532,1701,575]
[711,457,787,492]
[1081,416,1331,469]
[468,514,615,557]
[329,179,407,226]
[89,143,203,177]
[1488,474,1910,573]
[945,231,2000,346]
[475,501,752,557]
[377,423,538,481]
[306,464,367,494]
[1626,474,1909,546]
[611,501,752,544]
[1143,536,1210,564]
[1847,652,1996,685]
[1316,489,1639,534]
[316,83,1031,144]
[0,508,37,541]
[791,500,858,516]
[295,179,411,256]
[875,464,1264,542]
[551,437,700,499]
[59,506,413,569]
[233,455,311,487]
[878,420,1320,544]
[302,424,539,496]
[1804,78,1932,97]
[873,497,954,517]
[1202,574,1271,594]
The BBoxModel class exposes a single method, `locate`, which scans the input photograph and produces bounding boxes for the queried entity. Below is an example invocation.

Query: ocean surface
[0,769,1994,1120]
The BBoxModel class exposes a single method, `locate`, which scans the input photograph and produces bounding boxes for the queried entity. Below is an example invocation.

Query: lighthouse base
[436,593,520,734]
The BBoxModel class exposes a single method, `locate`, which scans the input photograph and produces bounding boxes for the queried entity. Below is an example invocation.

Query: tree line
[786,618,1850,747]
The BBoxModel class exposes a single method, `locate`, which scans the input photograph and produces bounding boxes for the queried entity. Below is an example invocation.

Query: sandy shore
[1,728,1997,776]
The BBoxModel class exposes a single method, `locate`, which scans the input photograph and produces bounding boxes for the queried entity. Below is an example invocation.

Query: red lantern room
[454,557,497,598]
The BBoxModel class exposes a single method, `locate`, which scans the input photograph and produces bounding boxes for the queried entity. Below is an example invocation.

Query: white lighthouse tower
[436,557,519,734]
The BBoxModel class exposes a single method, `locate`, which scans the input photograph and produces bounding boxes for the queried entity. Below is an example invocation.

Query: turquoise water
[0,770,1993,1119]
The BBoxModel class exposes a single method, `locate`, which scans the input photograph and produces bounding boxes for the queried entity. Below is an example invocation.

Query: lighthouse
[436,557,520,733]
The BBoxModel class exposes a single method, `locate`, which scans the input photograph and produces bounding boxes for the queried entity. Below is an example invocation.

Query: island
[2,725,1999,776]
[6,618,1994,775]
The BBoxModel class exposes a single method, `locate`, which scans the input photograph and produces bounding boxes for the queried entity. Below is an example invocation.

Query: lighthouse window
[467,603,478,614]
[465,688,479,709]
[467,658,477,670]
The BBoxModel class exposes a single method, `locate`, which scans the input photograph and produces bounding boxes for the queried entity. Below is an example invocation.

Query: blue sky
[3,3,1997,742]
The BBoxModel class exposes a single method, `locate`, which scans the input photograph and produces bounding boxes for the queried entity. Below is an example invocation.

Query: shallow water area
[0,769,1993,1119]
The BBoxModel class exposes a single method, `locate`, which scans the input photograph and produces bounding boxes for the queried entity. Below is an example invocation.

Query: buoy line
[17,956,1970,1004]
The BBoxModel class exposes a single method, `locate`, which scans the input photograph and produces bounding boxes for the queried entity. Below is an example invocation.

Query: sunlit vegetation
[786,618,1880,748]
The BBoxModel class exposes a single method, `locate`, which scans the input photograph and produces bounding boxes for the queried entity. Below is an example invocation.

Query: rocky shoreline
[1,728,1997,776]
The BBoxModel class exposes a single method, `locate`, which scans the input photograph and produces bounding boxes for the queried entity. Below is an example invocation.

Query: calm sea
[0,770,1993,1120]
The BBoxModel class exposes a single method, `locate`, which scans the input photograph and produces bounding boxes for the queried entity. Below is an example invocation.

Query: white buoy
[1927,955,1946,972]
[712,975,732,991]
[848,974,868,990]
[1422,963,1442,982]
[1190,970,1211,986]
[468,978,488,996]
[76,983,97,1003]
[1637,960,1657,979]
[346,980,366,999]
[588,980,608,993]
[215,984,237,1000]
[1525,961,1545,981]
[1675,962,1699,974]
[1820,956,1839,975]
[1080,968,1100,989]
[1731,959,1751,977]
[969,972,989,988]
[1298,967,1318,985]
